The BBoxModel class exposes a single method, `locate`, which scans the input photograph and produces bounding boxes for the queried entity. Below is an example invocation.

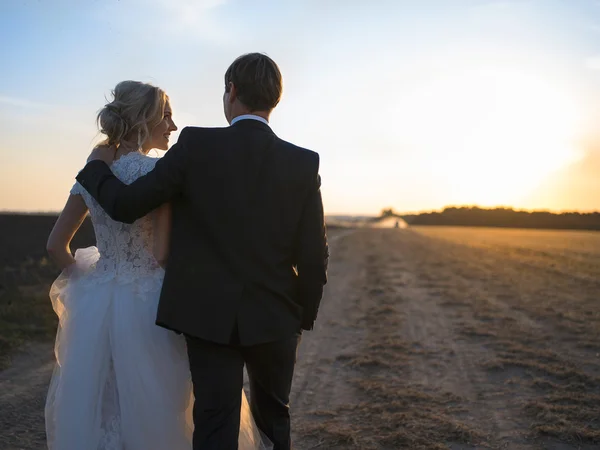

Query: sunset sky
[1,0,599,215]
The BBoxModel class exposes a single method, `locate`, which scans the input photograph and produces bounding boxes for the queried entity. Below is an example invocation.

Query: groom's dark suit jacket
[76,119,329,346]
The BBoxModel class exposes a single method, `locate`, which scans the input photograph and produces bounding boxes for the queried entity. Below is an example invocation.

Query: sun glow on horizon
[393,66,583,208]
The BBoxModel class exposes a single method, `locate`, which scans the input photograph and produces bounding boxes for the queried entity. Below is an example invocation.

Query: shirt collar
[230,114,269,126]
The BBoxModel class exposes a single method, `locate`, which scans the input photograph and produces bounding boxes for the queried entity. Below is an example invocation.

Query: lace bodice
[71,152,163,287]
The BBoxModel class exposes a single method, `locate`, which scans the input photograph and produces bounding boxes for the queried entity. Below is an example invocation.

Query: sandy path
[290,229,367,441]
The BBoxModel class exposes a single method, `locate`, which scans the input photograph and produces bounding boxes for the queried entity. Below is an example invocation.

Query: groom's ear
[227,82,237,104]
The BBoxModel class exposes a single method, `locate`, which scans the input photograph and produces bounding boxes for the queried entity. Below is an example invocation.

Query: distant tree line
[398,206,600,231]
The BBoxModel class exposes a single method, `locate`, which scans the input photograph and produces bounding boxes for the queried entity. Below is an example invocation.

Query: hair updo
[97,81,167,147]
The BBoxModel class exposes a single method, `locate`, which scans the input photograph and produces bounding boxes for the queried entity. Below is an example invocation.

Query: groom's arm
[295,155,329,331]
[76,128,192,224]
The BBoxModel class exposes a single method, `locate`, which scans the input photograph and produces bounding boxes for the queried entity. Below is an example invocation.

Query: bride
[45,80,270,450]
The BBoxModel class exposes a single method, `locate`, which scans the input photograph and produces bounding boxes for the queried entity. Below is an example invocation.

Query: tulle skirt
[45,247,270,450]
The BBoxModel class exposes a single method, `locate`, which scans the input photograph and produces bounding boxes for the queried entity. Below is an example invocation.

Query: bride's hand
[87,144,117,164]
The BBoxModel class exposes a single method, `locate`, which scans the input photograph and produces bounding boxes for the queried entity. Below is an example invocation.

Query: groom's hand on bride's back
[87,144,117,164]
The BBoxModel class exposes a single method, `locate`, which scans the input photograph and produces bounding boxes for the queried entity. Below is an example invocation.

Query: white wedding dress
[45,151,270,450]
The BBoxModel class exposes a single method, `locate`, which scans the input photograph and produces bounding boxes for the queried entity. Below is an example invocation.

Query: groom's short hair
[225,53,283,112]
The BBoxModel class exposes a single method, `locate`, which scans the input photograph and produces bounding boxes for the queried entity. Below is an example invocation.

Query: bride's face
[146,101,177,151]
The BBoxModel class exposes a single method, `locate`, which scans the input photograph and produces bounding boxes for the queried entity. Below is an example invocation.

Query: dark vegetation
[399,206,600,231]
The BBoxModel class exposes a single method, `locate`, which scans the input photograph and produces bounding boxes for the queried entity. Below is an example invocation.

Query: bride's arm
[47,194,89,271]
[152,203,171,268]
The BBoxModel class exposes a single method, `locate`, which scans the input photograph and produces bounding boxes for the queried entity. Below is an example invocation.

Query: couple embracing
[45,53,329,450]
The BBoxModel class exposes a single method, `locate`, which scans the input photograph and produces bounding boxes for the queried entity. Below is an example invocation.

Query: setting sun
[395,67,583,207]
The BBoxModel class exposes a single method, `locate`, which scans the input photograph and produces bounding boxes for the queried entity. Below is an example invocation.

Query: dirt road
[1,227,599,449]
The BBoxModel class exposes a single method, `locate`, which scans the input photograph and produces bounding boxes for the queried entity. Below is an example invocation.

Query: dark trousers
[185,332,301,450]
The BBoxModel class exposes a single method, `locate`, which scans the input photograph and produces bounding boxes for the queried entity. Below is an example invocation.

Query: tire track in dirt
[401,298,511,435]
[290,228,367,448]
[387,232,533,449]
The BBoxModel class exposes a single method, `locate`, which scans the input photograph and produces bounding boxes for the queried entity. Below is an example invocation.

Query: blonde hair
[97,81,167,147]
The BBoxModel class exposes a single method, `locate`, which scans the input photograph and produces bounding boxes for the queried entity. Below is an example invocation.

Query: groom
[76,53,328,450]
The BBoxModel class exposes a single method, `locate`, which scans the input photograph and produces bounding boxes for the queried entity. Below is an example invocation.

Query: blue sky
[2,0,600,214]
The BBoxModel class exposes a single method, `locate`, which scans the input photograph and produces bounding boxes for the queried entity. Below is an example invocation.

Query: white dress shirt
[230,114,269,126]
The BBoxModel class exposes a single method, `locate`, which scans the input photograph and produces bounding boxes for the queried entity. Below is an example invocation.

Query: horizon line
[2,205,599,217]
